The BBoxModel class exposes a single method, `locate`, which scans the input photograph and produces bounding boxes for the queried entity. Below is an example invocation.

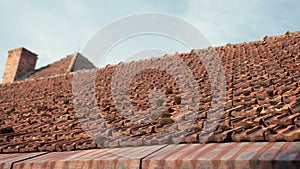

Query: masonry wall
[2,48,37,83]
[2,50,20,83]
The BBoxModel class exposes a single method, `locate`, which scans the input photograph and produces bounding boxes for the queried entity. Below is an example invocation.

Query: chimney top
[8,47,37,55]
[2,47,38,84]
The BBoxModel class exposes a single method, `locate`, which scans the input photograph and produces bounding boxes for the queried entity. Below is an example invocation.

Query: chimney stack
[2,48,38,83]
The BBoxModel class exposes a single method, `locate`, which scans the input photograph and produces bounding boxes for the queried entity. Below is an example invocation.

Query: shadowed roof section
[0,31,299,154]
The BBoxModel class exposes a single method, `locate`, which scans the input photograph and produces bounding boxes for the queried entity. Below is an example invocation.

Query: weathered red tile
[143,142,300,169]
[0,152,46,169]
[13,145,164,169]
[0,31,300,153]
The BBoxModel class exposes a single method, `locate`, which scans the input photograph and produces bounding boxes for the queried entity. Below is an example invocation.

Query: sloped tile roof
[25,53,77,79]
[0,31,299,153]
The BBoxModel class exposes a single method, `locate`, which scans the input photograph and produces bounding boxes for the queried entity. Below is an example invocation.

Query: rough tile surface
[0,31,299,152]
[26,53,77,79]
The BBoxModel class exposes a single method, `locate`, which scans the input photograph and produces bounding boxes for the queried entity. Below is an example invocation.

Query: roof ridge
[214,30,300,48]
[0,66,101,87]
[2,30,299,85]
[67,52,79,72]
[34,54,76,73]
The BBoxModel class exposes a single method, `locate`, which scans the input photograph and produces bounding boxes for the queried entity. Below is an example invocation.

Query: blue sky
[0,0,299,81]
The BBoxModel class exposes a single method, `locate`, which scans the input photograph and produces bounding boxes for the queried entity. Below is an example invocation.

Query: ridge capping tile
[11,145,165,169]
[142,143,300,169]
[0,152,46,169]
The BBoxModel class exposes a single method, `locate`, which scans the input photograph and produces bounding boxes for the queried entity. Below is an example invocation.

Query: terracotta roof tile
[0,152,46,169]
[142,142,300,169]
[0,31,299,153]
[26,53,77,79]
[11,145,165,169]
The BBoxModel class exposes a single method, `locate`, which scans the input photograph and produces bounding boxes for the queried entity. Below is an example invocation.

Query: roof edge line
[67,52,79,72]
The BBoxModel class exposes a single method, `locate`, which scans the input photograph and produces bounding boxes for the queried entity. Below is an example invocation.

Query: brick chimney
[2,48,38,83]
